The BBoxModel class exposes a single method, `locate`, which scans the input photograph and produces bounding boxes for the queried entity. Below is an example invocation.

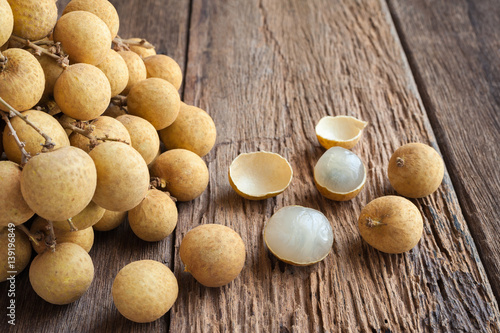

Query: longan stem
[113,36,155,50]
[47,221,57,252]
[366,217,385,228]
[67,218,78,232]
[0,110,31,165]
[9,35,69,68]
[60,121,130,146]
[16,224,40,247]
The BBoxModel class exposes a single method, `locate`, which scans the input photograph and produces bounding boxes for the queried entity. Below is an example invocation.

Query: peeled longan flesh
[89,142,150,212]
[150,149,209,202]
[3,110,70,164]
[159,103,216,157]
[96,49,129,97]
[0,0,13,47]
[69,116,131,153]
[7,0,57,40]
[0,161,34,227]
[128,38,156,58]
[29,242,94,305]
[117,50,147,95]
[93,210,126,232]
[62,0,119,38]
[1,228,32,282]
[116,114,159,165]
[52,201,105,232]
[0,48,45,112]
[21,146,97,221]
[54,63,111,121]
[127,78,180,130]
[180,224,245,287]
[143,55,182,90]
[112,260,178,323]
[53,11,111,65]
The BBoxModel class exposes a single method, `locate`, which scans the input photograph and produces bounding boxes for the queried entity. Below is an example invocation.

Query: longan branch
[16,224,40,247]
[0,110,31,165]
[47,221,57,252]
[9,35,69,68]
[113,36,155,50]
[67,218,78,232]
[61,121,130,146]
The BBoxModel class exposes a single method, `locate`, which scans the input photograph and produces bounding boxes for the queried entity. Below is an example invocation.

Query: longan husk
[150,149,209,202]
[117,50,147,95]
[21,146,97,221]
[53,11,111,65]
[69,116,131,153]
[180,224,245,287]
[1,227,32,282]
[127,78,180,130]
[93,210,126,232]
[62,0,119,38]
[51,201,105,232]
[315,115,368,150]
[89,142,150,212]
[129,189,177,242]
[3,110,70,164]
[29,242,94,305]
[54,63,111,121]
[143,55,183,90]
[112,260,178,323]
[35,49,65,99]
[96,49,129,97]
[116,114,159,164]
[7,0,57,40]
[0,0,13,47]
[128,38,156,58]
[159,103,216,157]
[0,161,34,227]
[0,48,45,112]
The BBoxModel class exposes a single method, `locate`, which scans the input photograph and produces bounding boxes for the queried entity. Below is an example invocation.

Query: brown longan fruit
[69,116,131,153]
[93,210,126,232]
[128,38,156,58]
[117,50,147,95]
[51,201,105,232]
[116,114,159,165]
[96,49,129,97]
[0,161,34,227]
[143,55,182,90]
[0,0,13,47]
[62,0,119,38]
[7,0,57,40]
[1,227,32,282]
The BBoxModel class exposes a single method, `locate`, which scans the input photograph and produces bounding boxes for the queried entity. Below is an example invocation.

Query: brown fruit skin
[1,227,32,282]
[21,146,97,221]
[112,260,178,323]
[116,114,159,165]
[3,110,70,164]
[180,224,245,287]
[53,11,111,65]
[358,196,423,254]
[0,161,34,227]
[388,143,444,198]
[54,63,111,121]
[96,49,129,97]
[0,48,45,112]
[52,201,105,232]
[150,149,209,202]
[117,50,147,95]
[0,0,13,47]
[62,0,119,38]
[7,0,57,40]
[143,55,182,90]
[127,78,181,130]
[128,38,156,58]
[69,116,131,153]
[159,103,216,157]
[29,242,94,305]
[93,210,126,231]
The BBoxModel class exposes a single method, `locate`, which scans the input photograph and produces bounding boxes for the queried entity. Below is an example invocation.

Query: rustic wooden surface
[1,0,500,332]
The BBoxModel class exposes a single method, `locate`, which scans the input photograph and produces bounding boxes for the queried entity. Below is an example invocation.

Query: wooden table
[2,0,499,331]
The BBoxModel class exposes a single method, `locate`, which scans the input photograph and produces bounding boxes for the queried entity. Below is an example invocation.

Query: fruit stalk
[113,36,155,51]
[9,35,69,68]
[16,224,40,247]
[0,110,31,165]
[60,120,130,148]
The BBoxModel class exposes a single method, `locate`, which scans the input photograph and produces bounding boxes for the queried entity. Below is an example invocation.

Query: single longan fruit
[128,38,156,58]
[89,142,150,212]
[112,260,178,323]
[0,161,34,227]
[7,0,57,40]
[358,196,423,254]
[53,11,111,65]
[388,143,444,198]
[3,110,70,164]
[150,149,209,201]
[0,0,13,47]
[96,49,129,97]
[54,63,111,121]
[21,146,97,221]
[159,103,216,157]
[143,55,182,90]
[29,242,94,305]
[0,48,45,112]
[127,78,180,130]
[69,116,131,153]
[52,201,105,232]
[129,189,177,242]
[117,50,146,95]
[35,49,65,98]
[1,227,32,282]
[116,114,159,164]
[180,224,245,287]
[62,0,119,38]
[93,210,126,231]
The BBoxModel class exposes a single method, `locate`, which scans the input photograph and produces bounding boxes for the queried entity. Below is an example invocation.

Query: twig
[0,110,31,165]
[67,218,78,232]
[112,36,155,51]
[60,120,130,148]
[9,35,69,68]
[47,221,56,252]
[16,224,40,247]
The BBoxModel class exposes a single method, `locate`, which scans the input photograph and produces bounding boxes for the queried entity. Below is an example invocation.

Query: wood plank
[387,0,500,301]
[171,0,500,331]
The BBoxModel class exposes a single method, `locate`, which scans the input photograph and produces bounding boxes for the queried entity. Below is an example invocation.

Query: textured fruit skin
[0,0,13,47]
[358,196,423,254]
[21,146,97,221]
[3,110,70,164]
[29,242,94,305]
[7,0,57,40]
[180,224,245,287]
[117,50,146,95]
[112,260,178,323]
[116,114,159,164]
[51,201,105,232]
[62,0,119,38]
[128,38,156,58]
[96,49,129,97]
[69,116,131,153]
[388,143,444,198]
[0,161,34,227]
[0,48,45,112]
[1,228,31,282]
[93,210,126,231]
[143,55,182,90]
[54,63,111,121]
[53,11,111,65]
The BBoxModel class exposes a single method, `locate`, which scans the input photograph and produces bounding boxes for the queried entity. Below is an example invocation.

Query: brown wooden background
[1,0,499,331]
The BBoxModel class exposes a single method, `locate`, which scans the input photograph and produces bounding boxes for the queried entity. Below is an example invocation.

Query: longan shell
[0,161,34,227]
[0,48,45,112]
[69,116,131,153]
[0,0,13,47]
[62,0,119,38]
[180,224,245,287]
[54,63,111,121]
[128,38,156,58]
[127,78,180,130]
[143,55,183,90]
[7,0,57,40]
[21,146,97,221]
[96,49,129,97]
[29,242,94,305]
[116,114,159,164]
[1,228,32,282]
[51,201,105,232]
[93,210,126,231]
[3,110,70,164]
[159,103,216,157]
[117,50,147,95]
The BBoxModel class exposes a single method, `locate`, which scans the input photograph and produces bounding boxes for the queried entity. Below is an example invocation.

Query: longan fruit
[53,11,111,65]
[128,38,156,58]
[93,210,126,232]
[62,0,119,38]
[51,201,105,232]
[116,114,159,164]
[69,116,131,153]
[143,55,182,90]
[0,48,45,112]
[1,227,32,282]
[0,161,34,227]
[112,260,178,323]
[96,49,129,97]
[29,242,94,305]
[0,0,13,47]
[3,110,70,164]
[7,0,57,40]
[127,78,180,130]
[117,50,147,95]
[21,146,97,221]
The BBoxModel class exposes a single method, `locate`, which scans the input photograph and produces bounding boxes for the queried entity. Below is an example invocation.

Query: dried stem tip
[366,217,385,228]
[396,157,405,168]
